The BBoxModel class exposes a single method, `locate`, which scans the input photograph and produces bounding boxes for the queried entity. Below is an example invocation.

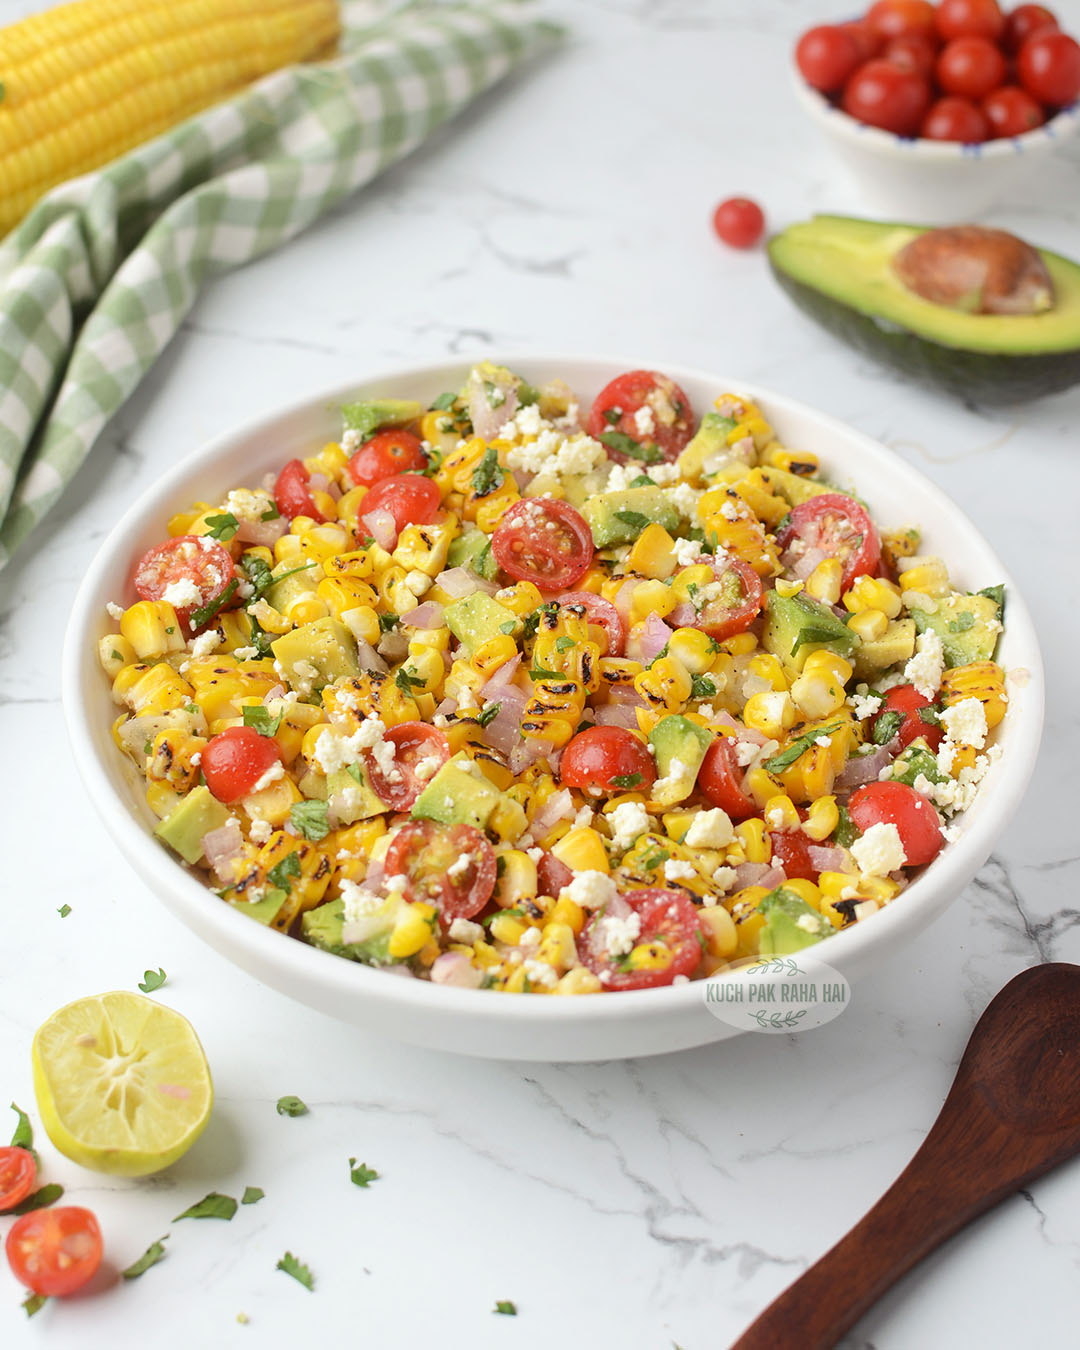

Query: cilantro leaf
[242,1186,265,1206]
[395,667,422,696]
[138,968,167,993]
[289,800,330,842]
[498,620,517,635]
[611,773,643,789]
[528,665,560,681]
[471,446,505,497]
[348,1158,379,1188]
[174,1192,237,1221]
[22,1293,47,1318]
[614,509,650,533]
[641,850,670,871]
[494,1300,518,1316]
[918,704,941,727]
[833,804,860,849]
[947,612,975,634]
[477,702,502,728]
[13,1184,63,1215]
[57,904,71,918]
[204,513,239,541]
[260,503,280,522]
[603,407,622,425]
[276,1095,309,1117]
[690,674,716,700]
[10,1102,33,1154]
[872,711,904,746]
[122,1237,168,1279]
[431,392,457,411]
[598,431,662,464]
[378,611,399,632]
[555,636,576,651]
[267,854,301,891]
[277,1252,314,1291]
[189,576,238,631]
[345,762,366,784]
[763,722,844,775]
[629,474,653,488]
[242,705,283,737]
[977,583,1005,613]
[790,624,847,656]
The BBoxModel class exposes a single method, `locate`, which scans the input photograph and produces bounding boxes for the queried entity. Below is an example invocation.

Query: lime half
[32,992,213,1177]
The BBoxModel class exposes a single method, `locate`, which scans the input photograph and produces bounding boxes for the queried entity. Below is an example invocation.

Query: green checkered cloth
[0,0,560,568]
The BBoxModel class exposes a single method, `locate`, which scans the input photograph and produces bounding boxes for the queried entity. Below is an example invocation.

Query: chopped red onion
[436,566,499,599]
[362,508,397,551]
[353,636,388,674]
[466,368,518,441]
[202,820,244,884]
[509,737,556,775]
[668,601,697,628]
[479,688,527,757]
[434,696,459,718]
[835,746,894,789]
[234,515,287,547]
[733,861,786,891]
[402,601,445,629]
[613,578,640,623]
[786,546,828,581]
[479,653,522,698]
[530,788,576,839]
[628,611,674,664]
[309,472,330,492]
[431,952,485,988]
[594,702,641,728]
[808,845,854,875]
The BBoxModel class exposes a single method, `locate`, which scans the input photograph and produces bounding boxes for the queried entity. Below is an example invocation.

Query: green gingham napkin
[0,0,560,568]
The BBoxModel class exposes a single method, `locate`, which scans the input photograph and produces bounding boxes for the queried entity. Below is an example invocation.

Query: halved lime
[32,992,213,1177]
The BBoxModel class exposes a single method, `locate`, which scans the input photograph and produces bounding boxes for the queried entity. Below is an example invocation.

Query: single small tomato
[491,497,594,591]
[884,33,939,77]
[1003,4,1058,54]
[692,559,764,641]
[578,889,705,991]
[697,735,758,820]
[937,36,1009,100]
[364,722,449,811]
[6,1206,103,1298]
[133,535,237,636]
[921,94,991,139]
[842,60,931,134]
[559,726,657,795]
[201,725,281,804]
[587,370,696,464]
[274,458,326,522]
[0,1147,36,1212]
[872,684,945,752]
[866,0,938,41]
[360,473,441,534]
[775,492,881,589]
[936,0,1006,42]
[384,821,496,924]
[347,429,426,487]
[712,197,766,250]
[796,24,862,92]
[1018,29,1080,106]
[770,830,820,882]
[982,83,1046,134]
[849,780,944,867]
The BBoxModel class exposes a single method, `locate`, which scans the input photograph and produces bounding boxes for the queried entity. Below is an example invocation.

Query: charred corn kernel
[777,744,838,805]
[763,794,800,833]
[551,827,610,874]
[490,912,527,945]
[273,532,304,564]
[217,610,253,653]
[249,598,292,635]
[474,483,521,533]
[699,905,738,959]
[327,672,419,728]
[553,967,603,995]
[733,469,788,528]
[803,649,854,684]
[334,486,368,526]
[725,886,769,958]
[897,557,950,598]
[186,658,278,723]
[948,743,979,775]
[400,648,443,697]
[495,850,538,908]
[472,633,519,679]
[626,524,678,579]
[522,677,585,749]
[721,632,759,658]
[743,767,778,811]
[340,605,381,647]
[265,700,324,766]
[323,548,374,581]
[392,517,457,576]
[819,890,855,930]
[635,708,663,737]
[305,441,349,481]
[307,491,337,521]
[243,773,302,828]
[598,657,643,696]
[882,527,921,568]
[781,878,822,910]
[387,903,438,959]
[843,575,903,618]
[848,608,889,642]
[167,503,212,536]
[802,795,839,842]
[713,514,780,576]
[806,558,843,606]
[147,729,207,792]
[634,656,692,714]
[376,566,416,614]
[941,661,1007,730]
[548,895,586,933]
[98,634,137,678]
[667,627,716,675]
[774,578,804,598]
[317,576,378,621]
[120,601,185,660]
[670,563,714,603]
[622,942,675,972]
[536,923,577,972]
[747,653,788,692]
[762,445,819,476]
[743,690,796,739]
[146,781,181,820]
[445,659,486,705]
[573,566,608,597]
[282,596,328,627]
[114,663,195,715]
[856,876,901,903]
[629,579,677,623]
[735,817,771,863]
[660,809,697,843]
[790,669,846,720]
[818,872,855,902]
[489,798,529,843]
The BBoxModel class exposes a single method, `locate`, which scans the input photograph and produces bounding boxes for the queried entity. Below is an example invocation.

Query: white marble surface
[3,0,1080,1344]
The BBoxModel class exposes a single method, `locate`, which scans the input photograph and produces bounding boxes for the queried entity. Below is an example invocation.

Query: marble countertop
[3,0,1079,1345]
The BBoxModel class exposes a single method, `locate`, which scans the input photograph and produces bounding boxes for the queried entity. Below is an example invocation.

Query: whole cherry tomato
[796,25,862,92]
[937,36,1008,100]
[936,0,1006,42]
[982,83,1046,134]
[842,59,931,134]
[1018,30,1080,106]
[921,94,991,139]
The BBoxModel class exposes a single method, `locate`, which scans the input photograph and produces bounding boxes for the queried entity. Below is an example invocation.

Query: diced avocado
[340,397,423,439]
[229,888,288,926]
[326,765,386,823]
[649,715,713,805]
[852,618,916,681]
[891,741,946,789]
[446,529,500,582]
[757,465,838,507]
[301,897,396,966]
[908,589,1003,667]
[155,786,231,865]
[676,412,747,481]
[465,360,522,413]
[444,593,518,656]
[583,486,680,547]
[411,754,500,829]
[757,887,833,956]
[271,616,361,691]
[762,590,859,676]
[266,560,319,613]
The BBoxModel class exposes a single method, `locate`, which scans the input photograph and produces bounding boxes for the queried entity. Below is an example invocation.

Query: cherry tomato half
[796,25,862,93]
[537,850,573,899]
[586,370,696,465]
[201,725,281,804]
[937,36,1008,99]
[849,780,944,867]
[936,0,1006,42]
[6,1206,103,1298]
[842,59,932,134]
[0,1147,36,1211]
[1018,30,1080,106]
[697,735,758,820]
[347,429,427,487]
[578,889,704,991]
[361,473,441,534]
[921,94,991,139]
[867,0,938,42]
[872,684,945,752]
[693,559,764,641]
[274,458,326,522]
[775,492,881,589]
[712,197,766,250]
[885,33,940,77]
[557,591,627,657]
[559,726,657,795]
[384,821,496,924]
[492,497,594,591]
[982,83,1045,134]
[364,722,449,811]
[770,830,820,882]
[133,535,237,636]
[1003,4,1058,54]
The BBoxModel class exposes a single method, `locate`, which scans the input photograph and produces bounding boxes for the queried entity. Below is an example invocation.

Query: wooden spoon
[731,963,1080,1350]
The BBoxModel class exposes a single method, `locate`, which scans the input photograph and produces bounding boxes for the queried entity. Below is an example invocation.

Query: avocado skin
[770,262,1080,406]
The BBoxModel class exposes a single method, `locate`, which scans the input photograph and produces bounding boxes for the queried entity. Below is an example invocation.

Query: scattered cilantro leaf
[790,624,847,656]
[494,1300,517,1316]
[918,704,941,726]
[267,854,301,891]
[204,513,239,541]
[260,503,280,522]
[13,1184,63,1215]
[603,407,621,425]
[477,702,502,728]
[977,583,1005,613]
[528,665,561,681]
[241,1186,265,1206]
[174,1192,237,1221]
[57,904,71,918]
[471,446,505,496]
[138,968,167,993]
[110,648,122,661]
[189,577,238,630]
[22,1293,47,1318]
[872,711,903,746]
[348,1158,379,1188]
[498,620,517,635]
[641,850,670,871]
[614,509,650,532]
[764,722,844,775]
[611,773,643,789]
[122,1237,168,1279]
[947,612,975,634]
[599,431,662,464]
[431,392,457,411]
[555,636,576,651]
[690,674,716,700]
[629,474,653,488]
[378,612,399,632]
[289,800,330,843]
[345,762,366,784]
[276,1095,308,1117]
[242,705,283,737]
[277,1252,314,1291]
[833,804,860,849]
[395,667,422,696]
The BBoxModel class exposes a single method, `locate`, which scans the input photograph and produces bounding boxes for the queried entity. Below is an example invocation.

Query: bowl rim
[62,353,1046,1029]
[791,62,1080,158]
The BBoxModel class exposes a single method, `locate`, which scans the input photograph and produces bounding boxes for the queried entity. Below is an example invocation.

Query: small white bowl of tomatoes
[793,1,1080,221]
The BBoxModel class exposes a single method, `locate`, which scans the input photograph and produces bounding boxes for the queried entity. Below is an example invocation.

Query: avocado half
[767,214,1080,405]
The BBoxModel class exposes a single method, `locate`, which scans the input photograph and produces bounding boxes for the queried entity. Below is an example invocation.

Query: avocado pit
[891,226,1055,317]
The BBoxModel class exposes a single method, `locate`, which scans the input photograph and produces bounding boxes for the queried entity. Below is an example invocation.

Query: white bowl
[62,356,1044,1061]
[792,66,1080,222]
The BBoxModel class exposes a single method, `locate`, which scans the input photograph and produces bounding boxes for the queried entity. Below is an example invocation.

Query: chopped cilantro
[431,391,457,411]
[346,762,366,784]
[872,711,903,746]
[110,648,122,661]
[260,503,280,522]
[555,636,576,651]
[241,1186,265,1206]
[57,904,71,918]
[378,612,399,632]
[122,1237,168,1279]
[528,665,560,681]
[276,1095,308,1117]
[189,577,238,630]
[471,446,505,496]
[764,722,844,774]
[138,968,167,993]
[690,674,716,700]
[629,474,653,488]
[267,853,301,891]
[494,1301,518,1316]
[641,850,670,871]
[289,800,330,842]
[204,512,239,541]
[348,1159,379,1188]
[611,773,643,789]
[603,407,622,425]
[276,1252,314,1291]
[9,1103,33,1154]
[790,624,847,656]
[242,705,282,737]
[598,431,662,464]
[614,509,650,533]
[947,612,975,634]
[477,702,502,728]
[174,1192,237,1221]
[977,583,1005,613]
[918,704,942,727]
[833,805,860,849]
[395,667,423,696]
[498,619,517,635]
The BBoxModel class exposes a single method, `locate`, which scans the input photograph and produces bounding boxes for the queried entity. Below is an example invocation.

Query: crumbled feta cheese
[685,808,734,849]
[404,570,431,597]
[573,805,594,829]
[447,853,473,882]
[161,578,202,609]
[525,846,544,863]
[734,739,761,768]
[594,910,642,958]
[106,601,126,620]
[719,498,739,522]
[313,717,387,774]
[848,691,883,720]
[383,873,408,894]
[796,912,823,934]
[851,822,907,877]
[511,402,544,438]
[711,866,737,892]
[904,629,944,699]
[340,878,384,928]
[291,659,321,695]
[341,428,363,453]
[189,629,223,660]
[663,859,697,882]
[250,760,284,793]
[189,751,202,768]
[814,735,832,748]
[673,537,703,567]
[232,646,259,661]
[940,697,988,750]
[607,801,651,853]
[561,869,618,910]
[224,488,273,522]
[414,754,442,783]
[522,959,558,989]
[633,405,656,437]
[519,925,542,947]
[448,917,484,946]
[652,757,693,800]
[506,429,607,478]
[249,819,273,846]
[664,482,702,518]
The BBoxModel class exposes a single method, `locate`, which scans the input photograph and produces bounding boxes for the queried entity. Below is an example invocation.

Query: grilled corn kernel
[120,601,186,660]
[317,576,378,621]
[495,850,539,907]
[340,605,381,647]
[806,558,843,606]
[536,922,577,972]
[735,817,771,863]
[667,627,717,675]
[495,581,544,616]
[847,608,889,642]
[802,795,839,842]
[699,905,738,958]
[843,575,902,618]
[489,798,530,843]
[941,661,1007,730]
[857,876,901,902]
[388,903,438,959]
[626,524,678,580]
[167,502,212,536]
[551,826,610,874]
[250,599,293,635]
[743,767,778,811]
[490,912,527,945]
[146,781,181,820]
[472,633,518,678]
[548,894,586,932]
[763,445,819,476]
[747,653,788,692]
[553,967,603,995]
[781,878,822,910]
[763,794,800,833]
[790,669,846,720]
[242,772,302,827]
[392,518,457,577]
[897,557,950,598]
[721,631,759,658]
[629,579,677,623]
[98,634,137,678]
[670,563,713,603]
[818,872,853,901]
[634,656,692,713]
[803,649,854,685]
[742,690,796,739]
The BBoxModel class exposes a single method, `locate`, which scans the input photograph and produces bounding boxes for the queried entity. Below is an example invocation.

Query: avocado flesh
[756,888,832,956]
[648,715,712,805]
[768,215,1080,404]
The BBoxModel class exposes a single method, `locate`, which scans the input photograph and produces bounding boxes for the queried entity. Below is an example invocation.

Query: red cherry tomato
[1018,30,1080,106]
[6,1206,103,1298]
[559,726,657,794]
[770,831,820,882]
[557,591,627,657]
[347,429,426,487]
[936,0,1006,41]
[872,684,945,752]
[937,36,1008,99]
[712,197,766,250]
[361,473,441,534]
[776,493,881,589]
[133,535,237,636]
[384,821,496,924]
[201,725,281,804]
[842,59,932,134]
[884,34,940,76]
[842,20,886,61]
[698,735,758,821]
[867,0,938,41]
[983,83,1047,133]
[586,370,696,465]
[921,94,992,139]
[0,1147,36,1211]
[796,25,862,93]
[1003,4,1058,53]
[849,780,944,867]
[491,497,594,591]
[692,559,764,641]
[364,722,450,811]
[578,889,704,991]
[537,850,574,899]
[274,458,326,522]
